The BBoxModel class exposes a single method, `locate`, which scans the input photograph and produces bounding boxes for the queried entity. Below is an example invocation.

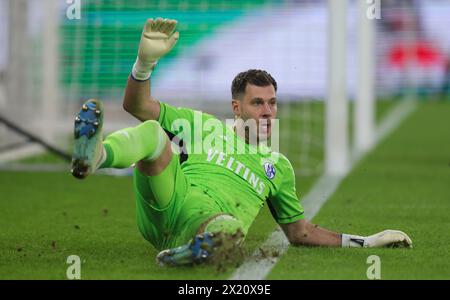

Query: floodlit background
[0,0,449,279]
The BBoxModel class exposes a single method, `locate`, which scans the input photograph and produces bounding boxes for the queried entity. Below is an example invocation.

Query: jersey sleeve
[267,156,305,224]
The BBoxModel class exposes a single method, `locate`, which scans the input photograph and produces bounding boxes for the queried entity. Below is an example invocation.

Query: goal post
[326,0,378,175]
[355,0,376,155]
[326,0,349,176]
[41,0,59,143]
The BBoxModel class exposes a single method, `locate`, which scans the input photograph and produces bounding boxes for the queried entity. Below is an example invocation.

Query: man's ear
[231,99,241,117]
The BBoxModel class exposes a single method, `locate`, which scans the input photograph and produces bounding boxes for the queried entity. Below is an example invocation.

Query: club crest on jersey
[263,162,276,180]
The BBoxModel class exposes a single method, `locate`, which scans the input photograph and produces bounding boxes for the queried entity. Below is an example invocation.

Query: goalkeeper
[71,18,412,266]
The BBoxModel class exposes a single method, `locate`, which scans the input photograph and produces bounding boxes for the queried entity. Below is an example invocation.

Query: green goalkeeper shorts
[133,153,223,251]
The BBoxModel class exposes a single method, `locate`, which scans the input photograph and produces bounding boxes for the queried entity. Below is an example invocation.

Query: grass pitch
[269,101,450,279]
[0,100,449,279]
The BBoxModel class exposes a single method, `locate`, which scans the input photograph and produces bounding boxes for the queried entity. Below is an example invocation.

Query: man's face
[232,83,277,142]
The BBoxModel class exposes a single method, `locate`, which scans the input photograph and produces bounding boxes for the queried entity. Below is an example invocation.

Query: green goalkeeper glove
[342,230,413,248]
[132,17,179,81]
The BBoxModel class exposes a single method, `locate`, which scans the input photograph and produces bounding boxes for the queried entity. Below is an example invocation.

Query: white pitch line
[230,100,417,280]
[375,100,417,144]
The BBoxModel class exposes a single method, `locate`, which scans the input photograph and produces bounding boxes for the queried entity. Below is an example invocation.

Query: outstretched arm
[280,219,341,247]
[280,219,413,248]
[123,18,179,121]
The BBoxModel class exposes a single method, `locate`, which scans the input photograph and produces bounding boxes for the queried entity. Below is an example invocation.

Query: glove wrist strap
[341,234,367,248]
[131,58,157,81]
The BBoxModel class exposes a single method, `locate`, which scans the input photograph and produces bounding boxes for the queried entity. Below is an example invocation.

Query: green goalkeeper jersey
[157,102,304,232]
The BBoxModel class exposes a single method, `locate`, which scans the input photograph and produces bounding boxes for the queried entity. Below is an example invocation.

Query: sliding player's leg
[71,98,168,180]
[134,152,246,266]
[156,212,246,267]
[71,98,175,213]
[133,149,247,263]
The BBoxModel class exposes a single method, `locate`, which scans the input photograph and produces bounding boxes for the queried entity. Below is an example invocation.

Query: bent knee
[137,140,174,176]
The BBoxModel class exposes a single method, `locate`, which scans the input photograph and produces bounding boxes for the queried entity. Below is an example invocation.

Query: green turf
[267,101,450,279]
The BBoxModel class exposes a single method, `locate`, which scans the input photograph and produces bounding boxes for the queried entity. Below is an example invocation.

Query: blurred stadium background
[0,0,449,279]
[1,0,449,174]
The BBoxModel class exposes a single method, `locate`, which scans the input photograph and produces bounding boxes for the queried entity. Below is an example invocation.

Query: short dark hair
[231,69,277,100]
